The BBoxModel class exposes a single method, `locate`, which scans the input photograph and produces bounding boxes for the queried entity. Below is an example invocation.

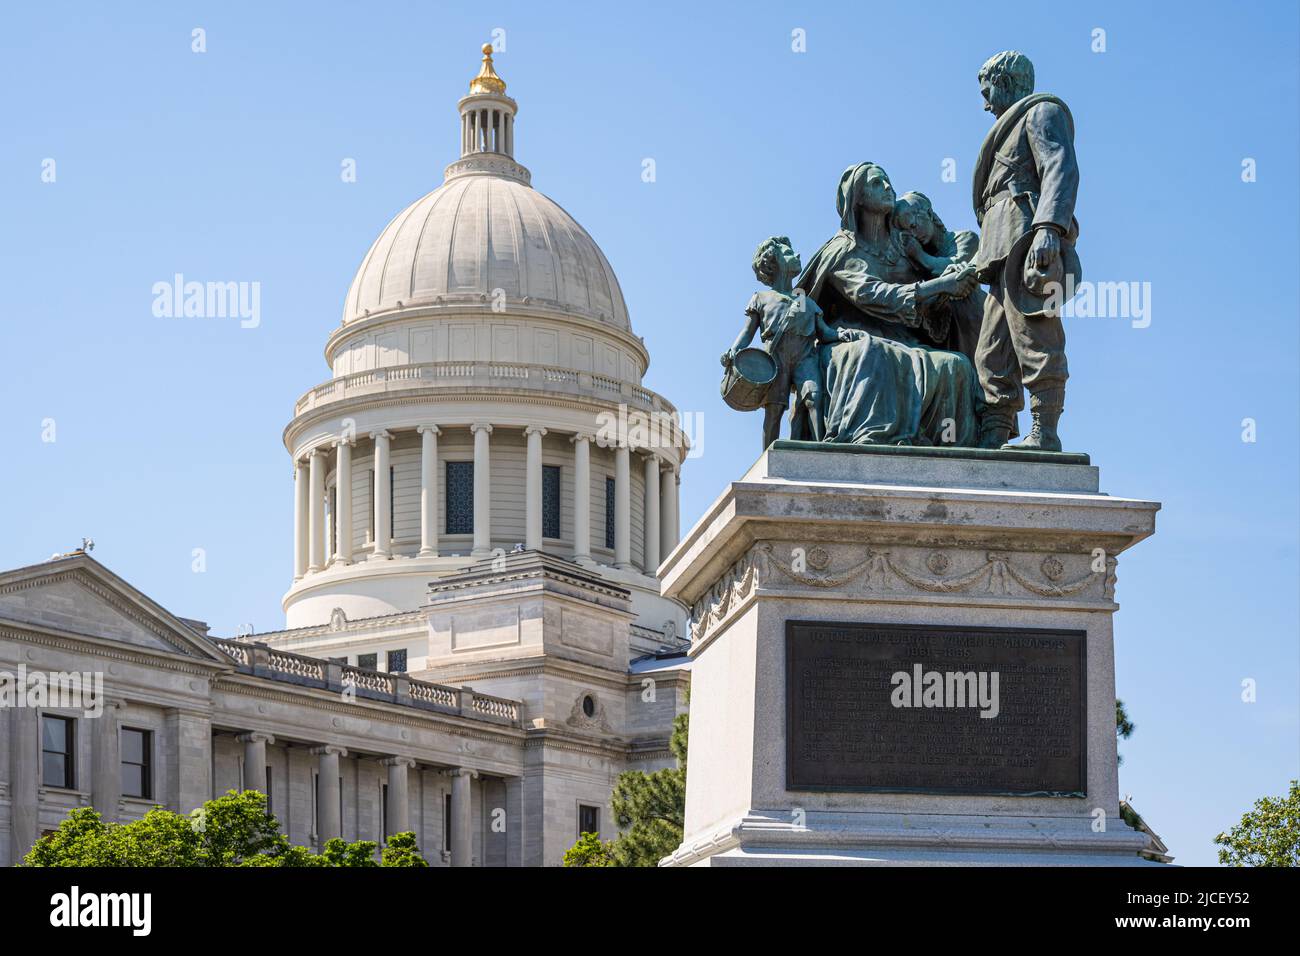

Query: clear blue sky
[2,1,1296,866]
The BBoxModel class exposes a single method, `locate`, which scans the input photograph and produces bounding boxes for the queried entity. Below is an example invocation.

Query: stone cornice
[284,387,685,461]
[0,619,231,679]
[212,675,525,744]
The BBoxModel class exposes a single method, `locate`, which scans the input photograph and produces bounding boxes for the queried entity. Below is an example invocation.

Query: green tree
[562,831,616,867]
[1116,698,1135,765]
[562,711,688,867]
[381,831,430,867]
[1214,780,1300,867]
[24,790,428,867]
[608,712,688,866]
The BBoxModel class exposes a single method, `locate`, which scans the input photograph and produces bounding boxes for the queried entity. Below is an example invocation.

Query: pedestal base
[659,445,1163,867]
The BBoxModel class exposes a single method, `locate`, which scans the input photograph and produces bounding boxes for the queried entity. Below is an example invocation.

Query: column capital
[659,457,679,474]
[369,429,392,442]
[469,422,494,435]
[310,744,347,758]
[309,446,327,460]
[237,732,275,745]
[569,431,594,445]
[417,424,442,437]
[333,436,355,449]
[444,767,479,780]
[523,424,548,438]
[381,756,417,769]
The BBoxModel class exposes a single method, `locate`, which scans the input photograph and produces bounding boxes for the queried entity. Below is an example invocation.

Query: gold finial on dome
[469,43,507,95]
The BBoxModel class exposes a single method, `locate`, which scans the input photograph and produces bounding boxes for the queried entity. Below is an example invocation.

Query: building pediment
[0,552,232,664]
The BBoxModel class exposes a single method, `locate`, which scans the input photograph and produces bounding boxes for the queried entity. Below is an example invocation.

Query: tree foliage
[564,711,688,867]
[562,831,616,867]
[1214,780,1300,867]
[1115,698,1135,765]
[23,789,429,867]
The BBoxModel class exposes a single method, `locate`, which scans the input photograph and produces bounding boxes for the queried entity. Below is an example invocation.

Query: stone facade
[0,551,687,866]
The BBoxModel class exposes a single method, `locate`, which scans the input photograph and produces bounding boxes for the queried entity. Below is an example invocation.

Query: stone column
[382,756,415,837]
[8,705,38,863]
[417,426,440,557]
[308,448,326,572]
[312,745,346,842]
[661,461,680,558]
[293,458,308,579]
[504,775,524,867]
[334,438,353,565]
[371,430,392,559]
[643,452,661,572]
[164,708,211,813]
[238,732,274,794]
[614,443,632,569]
[448,767,477,867]
[91,699,124,822]
[470,423,493,559]
[571,433,592,565]
[524,425,547,550]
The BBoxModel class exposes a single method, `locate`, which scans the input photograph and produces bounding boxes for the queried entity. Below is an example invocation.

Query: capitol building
[0,47,690,867]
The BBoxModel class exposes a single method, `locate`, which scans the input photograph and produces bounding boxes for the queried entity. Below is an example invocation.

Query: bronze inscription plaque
[786,621,1086,796]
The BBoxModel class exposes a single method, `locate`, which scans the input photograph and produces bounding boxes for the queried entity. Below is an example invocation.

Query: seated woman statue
[795,162,985,446]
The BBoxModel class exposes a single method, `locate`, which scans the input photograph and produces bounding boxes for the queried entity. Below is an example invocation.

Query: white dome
[343,173,631,331]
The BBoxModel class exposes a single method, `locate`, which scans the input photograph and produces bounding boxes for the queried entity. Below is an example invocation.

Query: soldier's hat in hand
[1005,227,1082,320]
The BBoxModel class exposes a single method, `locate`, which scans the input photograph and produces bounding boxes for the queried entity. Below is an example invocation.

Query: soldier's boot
[978,410,1014,450]
[1002,407,1062,452]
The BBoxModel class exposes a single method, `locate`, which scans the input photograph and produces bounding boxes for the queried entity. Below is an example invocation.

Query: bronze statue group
[722,51,1081,453]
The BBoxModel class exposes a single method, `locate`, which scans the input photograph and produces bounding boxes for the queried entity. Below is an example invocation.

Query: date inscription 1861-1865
[786,621,1086,796]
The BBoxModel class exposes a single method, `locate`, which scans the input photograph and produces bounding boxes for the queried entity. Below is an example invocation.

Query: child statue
[721,236,860,450]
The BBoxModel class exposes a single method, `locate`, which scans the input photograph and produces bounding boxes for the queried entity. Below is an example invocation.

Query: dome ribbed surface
[344,175,630,331]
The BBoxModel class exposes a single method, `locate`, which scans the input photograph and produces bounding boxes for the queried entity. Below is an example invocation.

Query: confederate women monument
[669,51,1162,865]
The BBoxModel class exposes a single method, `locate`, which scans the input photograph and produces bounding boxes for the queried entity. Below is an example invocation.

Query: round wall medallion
[926,552,951,575]
[806,546,831,571]
[1041,556,1065,582]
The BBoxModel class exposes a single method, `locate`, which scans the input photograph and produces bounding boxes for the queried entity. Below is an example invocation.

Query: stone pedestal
[660,442,1163,867]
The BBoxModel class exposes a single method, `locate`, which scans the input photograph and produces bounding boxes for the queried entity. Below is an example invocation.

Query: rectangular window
[387,648,407,673]
[444,793,452,850]
[329,486,337,556]
[578,803,600,837]
[604,477,616,550]
[266,766,274,815]
[389,465,396,534]
[446,461,474,535]
[41,715,75,789]
[357,653,378,670]
[381,782,389,839]
[312,770,319,832]
[542,464,561,539]
[120,727,151,799]
[367,469,374,541]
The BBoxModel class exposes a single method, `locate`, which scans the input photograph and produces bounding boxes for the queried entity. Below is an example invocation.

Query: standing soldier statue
[971,50,1081,452]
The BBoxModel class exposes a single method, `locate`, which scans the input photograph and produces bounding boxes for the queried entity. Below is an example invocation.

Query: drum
[720,347,778,412]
